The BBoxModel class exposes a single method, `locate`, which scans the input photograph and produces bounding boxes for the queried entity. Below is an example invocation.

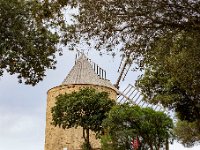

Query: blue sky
[0,49,200,150]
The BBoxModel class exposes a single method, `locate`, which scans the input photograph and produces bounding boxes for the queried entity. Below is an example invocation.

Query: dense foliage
[56,0,200,60]
[0,0,64,85]
[136,31,200,122]
[51,88,115,149]
[174,120,200,147]
[102,104,174,150]
[136,30,200,145]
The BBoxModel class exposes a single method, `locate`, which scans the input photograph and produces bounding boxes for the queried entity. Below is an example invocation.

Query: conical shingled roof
[62,55,117,91]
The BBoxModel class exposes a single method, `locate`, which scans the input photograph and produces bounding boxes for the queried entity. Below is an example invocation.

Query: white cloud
[0,110,45,150]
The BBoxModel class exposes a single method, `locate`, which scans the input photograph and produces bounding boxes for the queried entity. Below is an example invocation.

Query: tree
[174,120,200,147]
[53,0,200,57]
[136,31,200,122]
[136,30,200,145]
[102,104,174,150]
[51,87,115,149]
[0,0,64,85]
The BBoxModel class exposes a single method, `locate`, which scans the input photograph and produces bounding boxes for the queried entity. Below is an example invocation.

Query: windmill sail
[117,84,165,112]
[115,54,133,89]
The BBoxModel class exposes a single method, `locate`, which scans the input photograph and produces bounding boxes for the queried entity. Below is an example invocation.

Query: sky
[0,49,200,150]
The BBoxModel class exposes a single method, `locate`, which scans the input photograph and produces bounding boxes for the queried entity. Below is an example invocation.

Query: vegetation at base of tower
[101,103,174,150]
[81,141,92,150]
[51,87,115,149]
[174,120,200,147]
[0,0,64,85]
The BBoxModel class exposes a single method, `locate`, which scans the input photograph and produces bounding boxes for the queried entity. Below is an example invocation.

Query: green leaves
[137,31,200,122]
[174,120,200,147]
[51,88,174,149]
[0,0,61,85]
[102,104,174,150]
[136,31,200,146]
[51,87,115,148]
[53,0,200,64]
[51,87,115,134]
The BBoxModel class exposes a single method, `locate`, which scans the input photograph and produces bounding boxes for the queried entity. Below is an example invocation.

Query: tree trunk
[86,128,90,145]
[83,127,86,141]
[149,142,154,150]
[82,128,91,150]
[165,138,169,150]
[150,145,154,150]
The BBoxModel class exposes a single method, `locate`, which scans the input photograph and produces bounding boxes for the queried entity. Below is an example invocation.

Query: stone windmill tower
[44,54,118,150]
[44,53,165,150]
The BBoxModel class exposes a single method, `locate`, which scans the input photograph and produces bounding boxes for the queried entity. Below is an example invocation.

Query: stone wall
[45,84,117,150]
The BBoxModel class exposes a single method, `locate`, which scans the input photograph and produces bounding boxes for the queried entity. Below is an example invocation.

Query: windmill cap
[62,54,118,92]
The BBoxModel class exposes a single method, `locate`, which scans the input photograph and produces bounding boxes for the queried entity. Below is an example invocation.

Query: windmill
[44,50,169,150]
